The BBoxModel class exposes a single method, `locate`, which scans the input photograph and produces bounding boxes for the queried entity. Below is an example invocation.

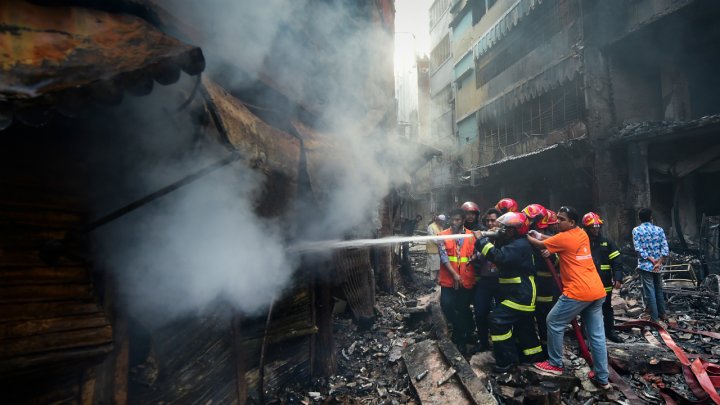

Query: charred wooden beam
[232,315,248,405]
[436,337,498,405]
[403,339,472,405]
[607,342,681,374]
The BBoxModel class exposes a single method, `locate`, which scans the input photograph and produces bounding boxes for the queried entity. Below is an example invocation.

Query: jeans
[639,270,666,321]
[546,295,609,384]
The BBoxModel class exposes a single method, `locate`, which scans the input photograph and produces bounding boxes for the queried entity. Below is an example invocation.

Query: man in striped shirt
[632,208,669,322]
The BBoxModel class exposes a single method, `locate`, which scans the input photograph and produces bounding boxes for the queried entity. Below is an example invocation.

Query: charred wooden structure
[1,0,397,403]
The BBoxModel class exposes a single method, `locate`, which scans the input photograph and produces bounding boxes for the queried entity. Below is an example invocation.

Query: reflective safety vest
[589,235,623,293]
[438,228,476,289]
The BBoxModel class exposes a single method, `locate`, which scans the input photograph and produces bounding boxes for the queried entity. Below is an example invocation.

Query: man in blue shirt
[631,208,669,322]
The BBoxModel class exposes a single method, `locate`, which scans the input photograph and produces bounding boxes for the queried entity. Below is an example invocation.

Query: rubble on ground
[264,245,720,404]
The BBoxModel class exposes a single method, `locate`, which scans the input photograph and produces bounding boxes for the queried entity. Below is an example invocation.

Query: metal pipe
[84,151,241,232]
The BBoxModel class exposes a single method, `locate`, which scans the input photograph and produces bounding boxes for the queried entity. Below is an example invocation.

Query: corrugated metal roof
[0,1,204,129]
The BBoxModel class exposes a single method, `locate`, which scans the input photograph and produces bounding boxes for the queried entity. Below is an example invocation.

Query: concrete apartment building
[411,0,456,217]
[424,0,720,247]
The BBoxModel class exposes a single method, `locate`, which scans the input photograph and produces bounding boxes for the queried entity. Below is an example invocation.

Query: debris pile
[263,250,720,404]
[264,288,435,404]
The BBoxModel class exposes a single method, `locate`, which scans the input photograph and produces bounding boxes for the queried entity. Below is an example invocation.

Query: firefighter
[474,212,542,372]
[522,204,560,348]
[546,209,559,235]
[582,212,624,343]
[461,201,482,231]
[438,209,477,355]
[495,198,519,214]
[471,207,502,353]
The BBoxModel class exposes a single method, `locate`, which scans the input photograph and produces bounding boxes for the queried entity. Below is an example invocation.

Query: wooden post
[80,367,96,405]
[92,272,129,405]
[232,314,248,405]
[113,314,129,405]
[376,196,394,292]
[312,273,335,376]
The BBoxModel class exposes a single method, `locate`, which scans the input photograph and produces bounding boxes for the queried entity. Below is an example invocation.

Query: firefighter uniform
[589,235,623,335]
[476,236,543,369]
[438,228,476,352]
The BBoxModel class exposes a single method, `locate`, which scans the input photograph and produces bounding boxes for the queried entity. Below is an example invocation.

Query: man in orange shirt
[526,206,610,390]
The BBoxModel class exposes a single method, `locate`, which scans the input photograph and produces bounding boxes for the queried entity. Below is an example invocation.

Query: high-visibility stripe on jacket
[438,228,476,289]
[477,236,536,311]
[589,235,623,289]
[533,248,560,305]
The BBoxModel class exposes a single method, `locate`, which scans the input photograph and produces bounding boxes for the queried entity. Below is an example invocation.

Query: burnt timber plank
[436,336,498,405]
[0,284,94,303]
[0,344,113,375]
[0,266,89,285]
[0,325,113,358]
[0,300,102,322]
[607,342,681,374]
[0,313,109,339]
[403,339,471,405]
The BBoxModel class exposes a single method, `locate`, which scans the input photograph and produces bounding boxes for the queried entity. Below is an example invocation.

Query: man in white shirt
[426,214,446,281]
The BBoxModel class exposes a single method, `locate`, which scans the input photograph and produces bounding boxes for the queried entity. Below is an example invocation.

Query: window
[475,0,578,88]
[458,114,478,146]
[430,35,451,70]
[479,78,583,157]
[450,7,472,38]
[429,0,452,29]
[471,0,486,24]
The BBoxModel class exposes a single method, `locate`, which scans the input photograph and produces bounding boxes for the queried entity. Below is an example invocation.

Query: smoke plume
[89,0,412,324]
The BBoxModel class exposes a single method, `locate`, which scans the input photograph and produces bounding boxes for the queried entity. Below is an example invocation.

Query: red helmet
[461,201,480,213]
[522,204,548,229]
[495,198,518,213]
[497,212,529,236]
[546,209,558,225]
[582,212,603,228]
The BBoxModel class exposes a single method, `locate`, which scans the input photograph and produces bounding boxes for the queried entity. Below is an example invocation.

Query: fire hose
[615,319,720,404]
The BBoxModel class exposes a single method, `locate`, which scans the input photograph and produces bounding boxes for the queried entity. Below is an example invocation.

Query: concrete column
[593,143,626,242]
[624,141,652,239]
[583,45,627,241]
[626,142,651,210]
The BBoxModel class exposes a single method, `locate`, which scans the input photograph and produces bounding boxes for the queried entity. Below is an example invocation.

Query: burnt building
[1,0,397,403]
[430,0,720,246]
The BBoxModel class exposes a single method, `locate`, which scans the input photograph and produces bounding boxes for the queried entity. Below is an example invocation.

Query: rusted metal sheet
[201,78,301,216]
[334,247,375,323]
[0,1,204,128]
[201,78,300,181]
[290,120,344,202]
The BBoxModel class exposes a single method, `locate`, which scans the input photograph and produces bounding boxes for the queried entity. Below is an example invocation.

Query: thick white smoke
[91,0,414,324]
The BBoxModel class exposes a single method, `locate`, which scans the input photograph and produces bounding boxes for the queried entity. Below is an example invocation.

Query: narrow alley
[1,0,720,404]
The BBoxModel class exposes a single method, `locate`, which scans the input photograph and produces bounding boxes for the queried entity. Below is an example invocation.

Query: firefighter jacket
[533,250,560,303]
[589,235,623,293]
[438,228,476,289]
[476,236,536,312]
